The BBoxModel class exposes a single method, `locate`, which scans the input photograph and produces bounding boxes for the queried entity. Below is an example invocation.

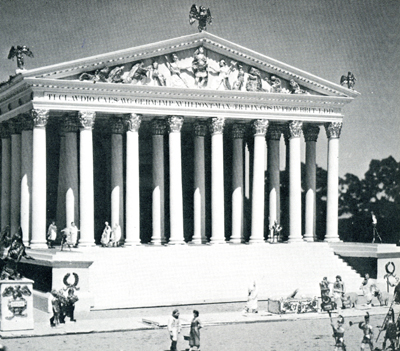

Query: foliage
[338,156,400,243]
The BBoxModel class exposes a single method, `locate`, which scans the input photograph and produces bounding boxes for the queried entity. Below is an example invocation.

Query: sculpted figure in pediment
[79,66,110,83]
[246,67,263,92]
[290,79,309,94]
[192,46,209,88]
[208,59,235,90]
[164,53,190,88]
[149,61,167,86]
[124,62,150,85]
[231,63,245,91]
[107,66,125,83]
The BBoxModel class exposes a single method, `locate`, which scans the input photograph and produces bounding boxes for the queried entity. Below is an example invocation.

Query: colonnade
[0,108,343,247]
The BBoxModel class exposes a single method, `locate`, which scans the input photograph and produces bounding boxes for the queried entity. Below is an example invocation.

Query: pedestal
[0,278,34,331]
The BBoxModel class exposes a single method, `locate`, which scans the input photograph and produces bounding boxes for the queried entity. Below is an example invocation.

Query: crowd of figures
[46,220,122,249]
[49,288,79,327]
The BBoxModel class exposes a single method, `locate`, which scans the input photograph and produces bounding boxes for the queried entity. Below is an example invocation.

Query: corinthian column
[31,109,49,248]
[209,117,226,244]
[287,121,303,243]
[78,111,96,246]
[249,119,268,244]
[324,122,342,242]
[0,123,11,231]
[20,115,33,245]
[230,123,246,244]
[192,121,207,244]
[267,124,281,241]
[9,118,22,236]
[111,116,125,244]
[303,124,320,242]
[151,119,166,245]
[125,113,141,245]
[167,116,185,244]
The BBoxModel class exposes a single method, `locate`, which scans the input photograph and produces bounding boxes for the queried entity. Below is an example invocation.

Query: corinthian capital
[0,123,10,139]
[266,124,282,141]
[232,123,247,139]
[208,117,225,135]
[31,109,49,128]
[110,116,125,134]
[78,111,96,130]
[61,113,79,134]
[8,118,22,134]
[287,120,303,139]
[194,121,208,137]
[303,124,320,142]
[325,122,342,139]
[151,119,166,135]
[252,119,269,136]
[125,113,142,132]
[167,115,184,133]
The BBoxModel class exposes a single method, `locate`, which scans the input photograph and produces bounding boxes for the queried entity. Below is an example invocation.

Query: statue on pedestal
[8,46,34,71]
[189,4,212,32]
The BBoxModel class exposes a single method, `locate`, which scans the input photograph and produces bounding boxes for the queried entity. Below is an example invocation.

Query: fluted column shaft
[31,109,49,248]
[9,120,21,236]
[125,114,141,245]
[78,111,96,246]
[325,122,342,242]
[250,119,269,244]
[267,125,281,241]
[151,119,166,245]
[20,115,33,245]
[193,121,207,244]
[167,116,185,244]
[231,124,246,244]
[304,125,320,241]
[209,117,225,244]
[0,124,11,231]
[288,121,303,243]
[111,117,125,244]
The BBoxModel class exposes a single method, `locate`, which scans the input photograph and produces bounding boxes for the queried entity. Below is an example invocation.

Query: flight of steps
[87,242,362,310]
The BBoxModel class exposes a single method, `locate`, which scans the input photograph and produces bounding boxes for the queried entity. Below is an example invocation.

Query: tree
[339,156,400,243]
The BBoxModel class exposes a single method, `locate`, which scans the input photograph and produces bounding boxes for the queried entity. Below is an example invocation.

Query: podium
[0,278,34,331]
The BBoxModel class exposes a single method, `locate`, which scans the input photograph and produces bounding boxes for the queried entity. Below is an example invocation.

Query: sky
[1,0,399,178]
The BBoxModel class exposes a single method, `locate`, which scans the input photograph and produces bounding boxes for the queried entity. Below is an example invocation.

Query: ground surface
[1,305,388,351]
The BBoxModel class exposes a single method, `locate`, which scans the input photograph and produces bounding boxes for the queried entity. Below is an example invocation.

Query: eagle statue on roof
[189,4,212,32]
[7,46,34,70]
[340,71,356,90]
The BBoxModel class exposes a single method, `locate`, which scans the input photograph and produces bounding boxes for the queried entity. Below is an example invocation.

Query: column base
[324,237,342,243]
[78,241,96,247]
[229,237,241,244]
[209,238,226,244]
[303,234,314,242]
[248,239,267,244]
[168,239,185,245]
[288,237,304,243]
[190,238,202,245]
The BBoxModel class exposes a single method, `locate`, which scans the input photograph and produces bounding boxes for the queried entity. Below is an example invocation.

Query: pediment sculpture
[78,47,313,95]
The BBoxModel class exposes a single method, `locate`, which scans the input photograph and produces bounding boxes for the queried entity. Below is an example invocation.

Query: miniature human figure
[232,63,245,91]
[58,289,67,324]
[371,212,382,243]
[381,308,397,351]
[101,222,112,247]
[333,275,345,309]
[168,309,181,351]
[209,59,233,90]
[124,62,149,84]
[192,46,209,88]
[269,220,282,243]
[110,223,121,247]
[330,314,346,351]
[60,227,71,251]
[245,281,258,313]
[246,67,263,91]
[150,61,167,86]
[360,274,373,306]
[164,53,189,88]
[47,221,57,248]
[69,222,80,248]
[320,277,331,297]
[64,288,79,322]
[50,290,61,327]
[359,312,374,351]
[188,310,202,351]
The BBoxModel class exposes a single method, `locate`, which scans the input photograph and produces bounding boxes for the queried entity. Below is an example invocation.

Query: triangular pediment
[21,32,358,98]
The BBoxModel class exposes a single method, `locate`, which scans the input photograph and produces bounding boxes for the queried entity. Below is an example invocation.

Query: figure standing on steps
[333,275,345,310]
[167,309,181,351]
[49,290,60,327]
[245,281,258,313]
[47,221,57,248]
